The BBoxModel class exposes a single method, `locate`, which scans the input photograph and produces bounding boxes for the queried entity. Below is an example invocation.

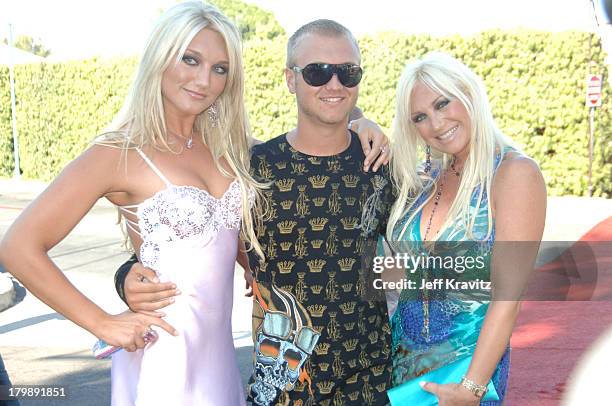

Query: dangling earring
[424,145,432,173]
[207,101,219,128]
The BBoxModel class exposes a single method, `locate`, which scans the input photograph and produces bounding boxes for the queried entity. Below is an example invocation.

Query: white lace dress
[111,149,248,406]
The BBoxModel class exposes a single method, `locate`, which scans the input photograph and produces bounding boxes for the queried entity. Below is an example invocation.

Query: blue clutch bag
[387,356,499,406]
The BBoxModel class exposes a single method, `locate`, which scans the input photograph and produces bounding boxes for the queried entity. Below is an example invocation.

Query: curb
[0,273,16,312]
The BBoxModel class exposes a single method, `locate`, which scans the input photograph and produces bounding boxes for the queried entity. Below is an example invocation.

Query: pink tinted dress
[111,149,247,405]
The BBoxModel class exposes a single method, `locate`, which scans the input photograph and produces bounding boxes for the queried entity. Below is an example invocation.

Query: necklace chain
[169,131,194,150]
[421,158,461,341]
[422,159,461,241]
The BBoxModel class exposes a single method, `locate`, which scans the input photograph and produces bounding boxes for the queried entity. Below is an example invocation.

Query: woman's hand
[94,310,178,352]
[420,382,481,406]
[349,117,391,172]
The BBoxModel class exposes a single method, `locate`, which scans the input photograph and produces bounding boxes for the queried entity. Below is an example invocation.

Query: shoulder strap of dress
[135,148,172,186]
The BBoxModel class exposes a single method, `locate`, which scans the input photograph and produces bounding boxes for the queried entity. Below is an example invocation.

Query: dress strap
[135,148,172,186]
[117,209,142,238]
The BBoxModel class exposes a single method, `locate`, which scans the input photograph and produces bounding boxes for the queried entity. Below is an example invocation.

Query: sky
[0,0,609,60]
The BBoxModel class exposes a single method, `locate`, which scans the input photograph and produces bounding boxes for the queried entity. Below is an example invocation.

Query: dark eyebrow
[431,94,446,106]
[411,94,446,119]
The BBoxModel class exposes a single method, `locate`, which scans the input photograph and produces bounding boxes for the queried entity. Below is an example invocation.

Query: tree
[2,35,51,57]
[210,0,285,41]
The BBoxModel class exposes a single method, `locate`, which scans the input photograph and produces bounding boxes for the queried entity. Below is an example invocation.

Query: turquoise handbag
[387,356,499,405]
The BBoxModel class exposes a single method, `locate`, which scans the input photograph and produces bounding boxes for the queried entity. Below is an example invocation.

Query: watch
[460,376,488,398]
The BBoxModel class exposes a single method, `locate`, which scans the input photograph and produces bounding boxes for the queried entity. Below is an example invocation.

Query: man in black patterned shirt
[245,20,393,406]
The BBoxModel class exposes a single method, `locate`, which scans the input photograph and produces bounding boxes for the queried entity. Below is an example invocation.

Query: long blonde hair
[387,52,517,242]
[99,1,265,257]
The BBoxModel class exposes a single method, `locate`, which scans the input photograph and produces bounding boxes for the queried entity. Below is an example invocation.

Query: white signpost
[586,74,602,107]
[586,74,602,197]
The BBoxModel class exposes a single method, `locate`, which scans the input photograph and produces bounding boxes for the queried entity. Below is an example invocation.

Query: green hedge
[0,58,136,179]
[1,29,610,196]
[357,30,611,197]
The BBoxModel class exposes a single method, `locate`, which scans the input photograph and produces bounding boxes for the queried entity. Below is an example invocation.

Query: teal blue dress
[388,152,510,404]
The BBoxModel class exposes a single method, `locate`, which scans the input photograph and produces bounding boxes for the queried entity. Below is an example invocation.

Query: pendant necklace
[422,159,461,241]
[170,131,194,149]
[185,135,194,149]
[420,158,461,340]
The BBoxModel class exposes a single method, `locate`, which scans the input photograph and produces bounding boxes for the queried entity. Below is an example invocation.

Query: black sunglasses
[291,63,363,88]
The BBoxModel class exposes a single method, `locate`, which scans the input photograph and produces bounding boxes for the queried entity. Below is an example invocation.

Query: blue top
[387,150,512,402]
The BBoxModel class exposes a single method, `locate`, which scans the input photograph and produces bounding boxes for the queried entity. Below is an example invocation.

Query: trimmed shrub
[0,30,609,196]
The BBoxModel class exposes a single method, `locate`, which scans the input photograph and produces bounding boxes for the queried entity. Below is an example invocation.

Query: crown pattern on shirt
[342,174,359,188]
[339,301,357,315]
[344,196,357,206]
[341,238,353,248]
[291,162,308,175]
[307,304,327,317]
[314,342,330,355]
[275,178,295,192]
[306,259,326,273]
[342,338,359,352]
[277,220,297,234]
[312,197,326,207]
[371,174,387,190]
[372,365,386,377]
[310,285,323,294]
[308,217,328,231]
[338,258,356,272]
[308,175,330,189]
[316,381,334,395]
[280,200,294,210]
[342,283,354,292]
[310,239,323,249]
[277,261,295,274]
[340,217,359,230]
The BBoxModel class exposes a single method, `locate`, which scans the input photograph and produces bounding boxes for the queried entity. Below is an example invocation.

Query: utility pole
[8,23,20,179]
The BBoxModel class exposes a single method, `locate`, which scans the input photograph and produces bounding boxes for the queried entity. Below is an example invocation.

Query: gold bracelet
[460,376,488,398]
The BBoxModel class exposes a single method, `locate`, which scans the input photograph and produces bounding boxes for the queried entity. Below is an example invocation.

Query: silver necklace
[170,131,194,149]
[185,135,194,149]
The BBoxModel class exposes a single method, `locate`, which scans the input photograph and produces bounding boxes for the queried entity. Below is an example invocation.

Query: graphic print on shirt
[250,280,320,406]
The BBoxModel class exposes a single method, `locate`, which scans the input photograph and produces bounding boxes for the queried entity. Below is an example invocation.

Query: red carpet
[506,216,612,405]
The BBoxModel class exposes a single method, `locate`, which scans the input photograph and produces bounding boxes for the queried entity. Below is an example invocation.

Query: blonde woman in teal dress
[384,52,546,405]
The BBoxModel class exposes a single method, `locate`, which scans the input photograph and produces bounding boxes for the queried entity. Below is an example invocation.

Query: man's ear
[285,68,296,94]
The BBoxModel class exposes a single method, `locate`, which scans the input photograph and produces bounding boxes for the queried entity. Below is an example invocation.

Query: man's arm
[114,254,138,305]
[114,256,179,316]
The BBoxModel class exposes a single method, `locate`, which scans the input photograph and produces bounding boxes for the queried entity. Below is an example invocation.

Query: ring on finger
[143,327,158,343]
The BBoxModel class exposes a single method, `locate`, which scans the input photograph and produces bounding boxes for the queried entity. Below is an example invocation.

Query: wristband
[114,255,138,305]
